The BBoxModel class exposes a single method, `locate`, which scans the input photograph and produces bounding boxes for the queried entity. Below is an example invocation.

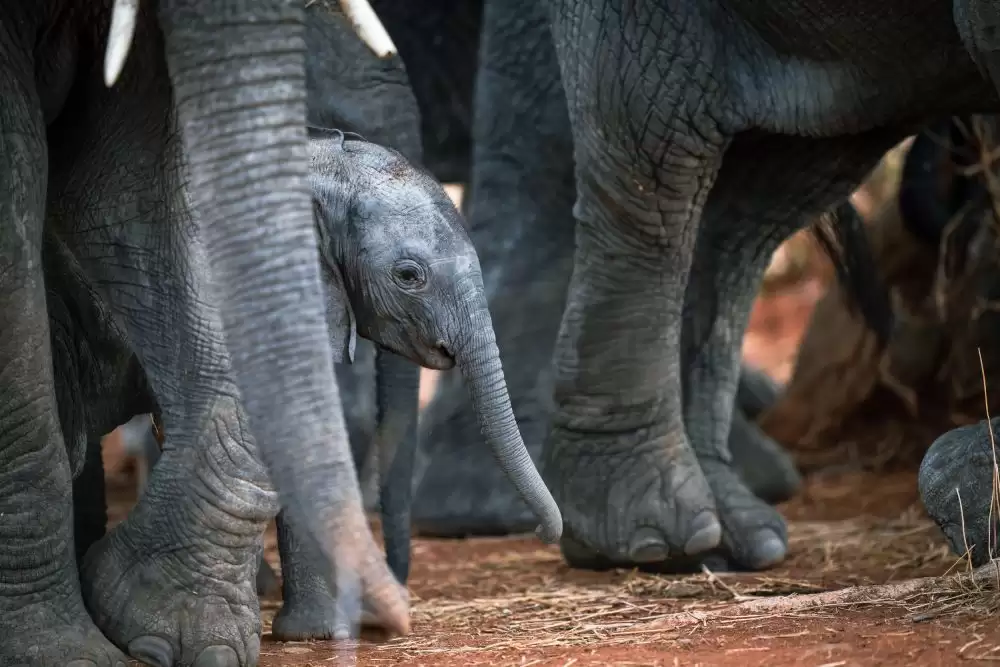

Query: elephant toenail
[749,529,787,569]
[128,636,173,667]
[684,511,722,555]
[628,528,669,562]
[66,660,97,667]
[193,645,239,667]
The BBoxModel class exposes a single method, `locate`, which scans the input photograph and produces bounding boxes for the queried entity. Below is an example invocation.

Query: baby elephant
[108,131,561,641]
[274,130,562,640]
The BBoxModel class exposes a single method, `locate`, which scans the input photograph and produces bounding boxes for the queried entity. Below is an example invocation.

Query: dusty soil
[101,266,1000,667]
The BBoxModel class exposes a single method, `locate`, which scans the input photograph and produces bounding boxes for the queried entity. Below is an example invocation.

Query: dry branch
[652,558,1000,629]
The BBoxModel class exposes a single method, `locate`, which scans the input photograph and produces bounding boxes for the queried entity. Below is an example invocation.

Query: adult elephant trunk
[373,349,419,584]
[155,0,407,632]
[453,278,563,543]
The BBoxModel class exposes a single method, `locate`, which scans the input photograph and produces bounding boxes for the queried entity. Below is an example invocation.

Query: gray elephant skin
[66,129,557,650]
[532,0,1000,572]
[0,1,559,666]
[350,0,1000,573]
[336,0,901,560]
[338,0,807,542]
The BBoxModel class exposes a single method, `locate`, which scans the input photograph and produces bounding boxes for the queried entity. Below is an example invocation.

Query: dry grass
[342,512,979,656]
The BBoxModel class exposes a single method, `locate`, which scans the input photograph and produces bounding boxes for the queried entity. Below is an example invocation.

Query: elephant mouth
[419,342,455,371]
[376,340,455,371]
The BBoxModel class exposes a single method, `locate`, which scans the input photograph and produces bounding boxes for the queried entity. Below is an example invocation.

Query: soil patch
[104,451,998,666]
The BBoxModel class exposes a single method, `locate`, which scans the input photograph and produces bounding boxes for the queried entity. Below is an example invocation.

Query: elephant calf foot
[0,599,126,667]
[728,409,801,505]
[919,420,1000,566]
[271,574,404,641]
[548,427,788,573]
[80,519,262,667]
[271,511,403,641]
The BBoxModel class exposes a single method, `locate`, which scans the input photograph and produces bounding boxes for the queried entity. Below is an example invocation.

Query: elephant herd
[1,0,999,665]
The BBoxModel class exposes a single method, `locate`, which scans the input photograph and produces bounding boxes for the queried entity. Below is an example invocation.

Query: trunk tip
[535,516,563,545]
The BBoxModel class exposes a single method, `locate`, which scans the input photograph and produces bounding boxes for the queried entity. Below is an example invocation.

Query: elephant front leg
[543,0,737,569]
[0,57,125,665]
[80,395,275,667]
[545,176,722,568]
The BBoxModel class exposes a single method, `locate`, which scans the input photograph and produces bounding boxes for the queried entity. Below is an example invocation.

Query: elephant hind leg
[0,53,125,666]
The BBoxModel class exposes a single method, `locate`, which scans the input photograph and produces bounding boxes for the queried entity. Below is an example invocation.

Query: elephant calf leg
[0,62,125,666]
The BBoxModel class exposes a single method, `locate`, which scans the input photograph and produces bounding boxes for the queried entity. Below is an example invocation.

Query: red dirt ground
[102,268,1000,667]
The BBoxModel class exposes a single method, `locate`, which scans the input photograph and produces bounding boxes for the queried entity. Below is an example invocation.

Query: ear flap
[324,262,358,364]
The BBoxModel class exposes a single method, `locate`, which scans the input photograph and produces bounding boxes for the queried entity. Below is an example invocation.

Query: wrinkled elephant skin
[0,1,406,665]
[535,0,999,572]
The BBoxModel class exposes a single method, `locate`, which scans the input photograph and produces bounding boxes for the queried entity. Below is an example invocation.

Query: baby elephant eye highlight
[391,259,427,289]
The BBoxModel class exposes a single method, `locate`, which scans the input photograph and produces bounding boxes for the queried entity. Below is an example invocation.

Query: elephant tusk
[337,0,397,59]
[104,0,139,87]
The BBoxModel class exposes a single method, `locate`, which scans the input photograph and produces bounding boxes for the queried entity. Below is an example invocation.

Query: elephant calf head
[309,131,562,543]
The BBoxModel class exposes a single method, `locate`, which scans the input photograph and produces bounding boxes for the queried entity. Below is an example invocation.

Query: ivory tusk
[338,0,397,59]
[104,0,139,87]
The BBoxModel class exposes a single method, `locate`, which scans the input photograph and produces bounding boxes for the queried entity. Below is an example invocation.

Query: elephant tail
[809,199,894,348]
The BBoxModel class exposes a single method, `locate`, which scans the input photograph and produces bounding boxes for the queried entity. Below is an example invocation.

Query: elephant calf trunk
[455,300,562,543]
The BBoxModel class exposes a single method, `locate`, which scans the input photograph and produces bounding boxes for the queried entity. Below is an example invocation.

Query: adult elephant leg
[736,366,783,420]
[681,135,897,569]
[46,16,275,665]
[679,210,796,569]
[412,0,577,537]
[155,0,405,633]
[543,0,733,568]
[72,438,108,567]
[729,365,799,504]
[0,37,124,665]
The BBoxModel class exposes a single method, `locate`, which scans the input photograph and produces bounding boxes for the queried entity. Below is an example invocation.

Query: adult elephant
[348,0,888,543]
[527,0,998,571]
[0,0,557,664]
[408,0,800,538]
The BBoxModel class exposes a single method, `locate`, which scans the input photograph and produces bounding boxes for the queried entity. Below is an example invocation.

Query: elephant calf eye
[392,260,427,289]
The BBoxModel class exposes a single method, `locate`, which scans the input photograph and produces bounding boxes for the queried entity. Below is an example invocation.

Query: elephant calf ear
[325,263,358,364]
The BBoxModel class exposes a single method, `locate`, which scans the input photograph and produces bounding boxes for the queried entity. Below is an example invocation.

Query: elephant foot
[919,420,1000,566]
[0,599,126,667]
[271,587,344,641]
[412,413,543,537]
[729,408,801,505]
[547,427,788,573]
[80,520,261,667]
